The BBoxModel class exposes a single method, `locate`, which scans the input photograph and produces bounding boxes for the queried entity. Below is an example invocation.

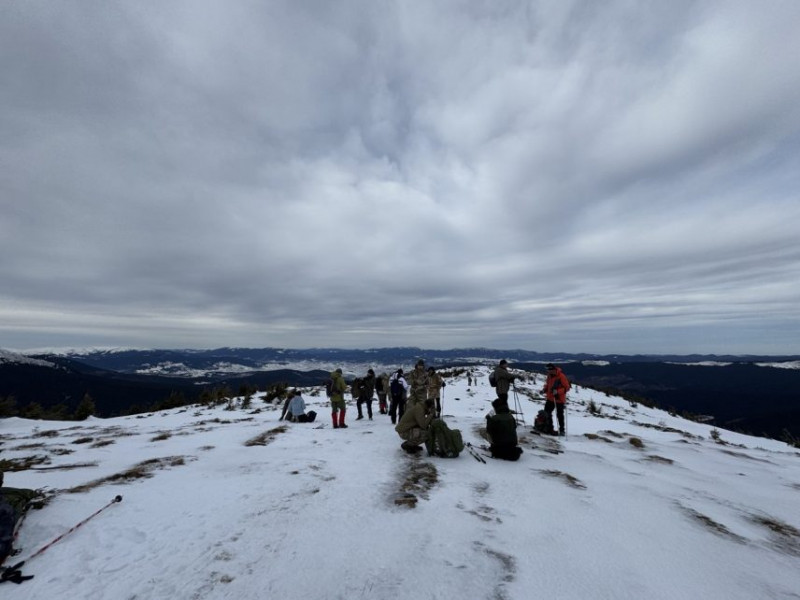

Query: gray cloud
[2,0,799,354]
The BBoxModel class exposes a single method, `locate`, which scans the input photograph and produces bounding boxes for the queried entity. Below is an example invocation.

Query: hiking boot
[401,442,421,454]
[339,423,348,428]
[333,424,339,429]
[356,415,364,420]
[558,429,565,437]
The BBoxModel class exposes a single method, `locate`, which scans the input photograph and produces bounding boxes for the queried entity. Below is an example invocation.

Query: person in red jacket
[543,363,570,436]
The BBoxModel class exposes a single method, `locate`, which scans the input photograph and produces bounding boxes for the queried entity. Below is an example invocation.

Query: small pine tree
[74,393,96,420]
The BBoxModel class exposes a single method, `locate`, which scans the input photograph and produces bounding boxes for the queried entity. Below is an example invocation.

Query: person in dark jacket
[357,369,377,420]
[486,399,522,461]
[389,369,408,425]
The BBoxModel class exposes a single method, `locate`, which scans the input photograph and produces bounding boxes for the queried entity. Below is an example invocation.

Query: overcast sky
[2,1,799,355]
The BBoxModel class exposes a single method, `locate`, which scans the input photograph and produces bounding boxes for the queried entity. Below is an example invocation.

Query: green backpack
[427,418,464,458]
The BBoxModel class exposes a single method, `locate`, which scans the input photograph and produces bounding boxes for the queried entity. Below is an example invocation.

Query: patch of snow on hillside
[756,361,800,370]
[0,350,56,368]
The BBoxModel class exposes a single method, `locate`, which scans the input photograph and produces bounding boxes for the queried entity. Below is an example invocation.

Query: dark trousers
[357,396,373,419]
[389,395,406,424]
[497,392,509,405]
[545,400,565,432]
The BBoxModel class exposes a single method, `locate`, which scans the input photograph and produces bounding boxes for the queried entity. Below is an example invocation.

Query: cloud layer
[2,0,799,353]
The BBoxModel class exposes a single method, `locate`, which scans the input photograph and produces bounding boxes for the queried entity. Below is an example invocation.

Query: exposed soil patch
[394,459,439,508]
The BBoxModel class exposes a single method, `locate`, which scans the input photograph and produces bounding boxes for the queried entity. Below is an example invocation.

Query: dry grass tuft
[244,426,288,447]
[0,455,51,472]
[90,439,116,448]
[584,433,614,443]
[628,437,645,449]
[66,455,191,493]
[645,455,674,465]
[538,469,587,490]
[150,431,172,442]
[71,436,94,445]
[681,505,745,542]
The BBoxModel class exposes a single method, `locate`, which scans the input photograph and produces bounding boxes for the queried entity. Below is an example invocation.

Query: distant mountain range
[2,347,799,441]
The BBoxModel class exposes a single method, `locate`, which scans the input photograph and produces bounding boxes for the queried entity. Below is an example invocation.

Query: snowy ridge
[0,350,56,368]
[2,366,799,599]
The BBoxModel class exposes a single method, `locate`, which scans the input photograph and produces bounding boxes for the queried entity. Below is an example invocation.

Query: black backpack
[325,378,335,398]
[533,409,553,434]
[390,377,404,399]
[375,378,384,393]
[489,372,497,387]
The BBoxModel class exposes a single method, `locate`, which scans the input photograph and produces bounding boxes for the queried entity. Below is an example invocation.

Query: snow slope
[2,367,799,599]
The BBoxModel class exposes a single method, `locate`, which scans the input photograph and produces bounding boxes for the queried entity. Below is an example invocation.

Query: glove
[1,562,34,585]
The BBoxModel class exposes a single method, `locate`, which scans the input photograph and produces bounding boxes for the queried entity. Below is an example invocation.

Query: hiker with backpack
[329,368,349,429]
[406,359,430,408]
[376,372,390,415]
[427,367,446,418]
[543,363,570,436]
[491,359,519,407]
[284,390,317,423]
[389,369,408,425]
[356,369,376,420]
[395,398,436,454]
[486,399,523,460]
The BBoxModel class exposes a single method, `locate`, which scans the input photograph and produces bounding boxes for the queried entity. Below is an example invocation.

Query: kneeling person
[395,398,435,453]
[486,399,522,461]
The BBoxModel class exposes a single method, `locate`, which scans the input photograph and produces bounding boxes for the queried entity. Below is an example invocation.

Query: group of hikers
[283,358,571,462]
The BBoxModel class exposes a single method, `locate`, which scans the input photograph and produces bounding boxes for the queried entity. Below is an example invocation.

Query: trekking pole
[2,495,122,585]
[26,495,122,562]
[512,385,524,426]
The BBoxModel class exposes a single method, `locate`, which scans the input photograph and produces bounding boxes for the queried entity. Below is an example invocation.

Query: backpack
[426,418,464,458]
[489,372,497,387]
[325,378,335,398]
[375,378,384,393]
[533,409,554,434]
[390,377,404,400]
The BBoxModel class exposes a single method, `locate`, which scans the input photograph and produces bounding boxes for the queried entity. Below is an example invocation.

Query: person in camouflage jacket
[329,368,348,429]
[426,367,445,417]
[492,359,518,407]
[406,359,430,408]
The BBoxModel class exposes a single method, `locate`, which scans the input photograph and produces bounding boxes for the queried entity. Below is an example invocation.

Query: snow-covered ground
[2,366,799,599]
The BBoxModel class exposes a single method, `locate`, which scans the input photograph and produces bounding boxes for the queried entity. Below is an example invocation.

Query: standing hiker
[395,398,436,454]
[427,367,445,418]
[406,359,430,409]
[357,369,377,420]
[492,359,519,408]
[329,368,348,429]
[389,369,408,425]
[376,372,390,415]
[543,363,570,436]
[486,399,523,460]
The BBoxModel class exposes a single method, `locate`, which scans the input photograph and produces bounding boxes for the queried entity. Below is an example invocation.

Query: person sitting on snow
[285,390,316,423]
[486,399,523,461]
